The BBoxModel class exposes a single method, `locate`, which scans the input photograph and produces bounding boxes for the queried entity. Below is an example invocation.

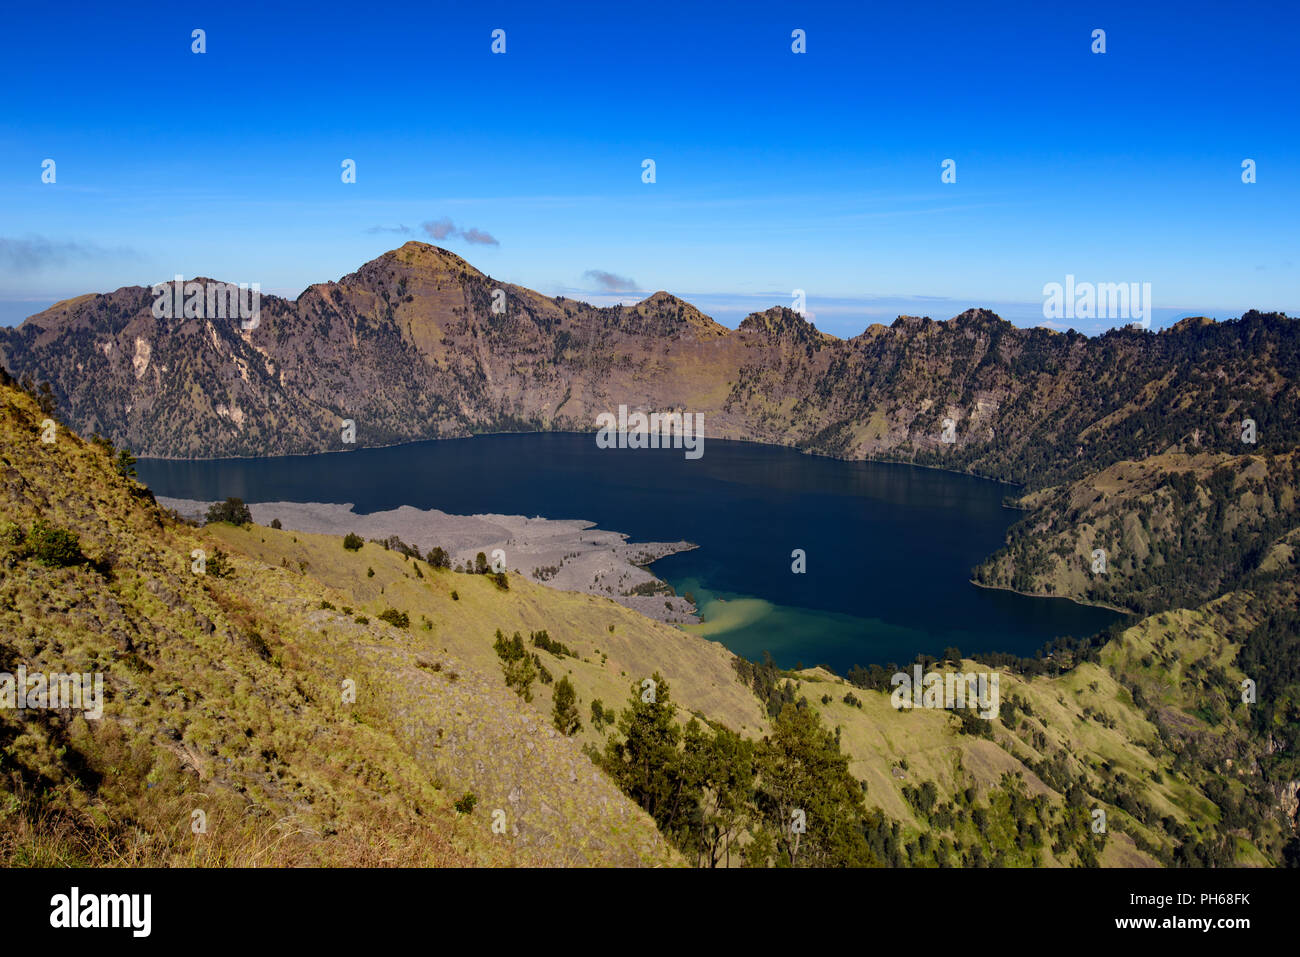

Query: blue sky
[1,0,1296,334]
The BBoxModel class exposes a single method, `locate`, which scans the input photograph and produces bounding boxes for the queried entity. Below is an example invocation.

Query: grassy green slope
[0,375,675,866]
[1,367,1290,866]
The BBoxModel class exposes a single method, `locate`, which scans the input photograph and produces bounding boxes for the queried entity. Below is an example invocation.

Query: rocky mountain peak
[738,305,835,344]
[624,291,728,339]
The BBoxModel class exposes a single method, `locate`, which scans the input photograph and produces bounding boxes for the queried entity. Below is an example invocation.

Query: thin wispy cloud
[366,225,412,235]
[0,236,136,274]
[583,269,639,293]
[421,218,499,246]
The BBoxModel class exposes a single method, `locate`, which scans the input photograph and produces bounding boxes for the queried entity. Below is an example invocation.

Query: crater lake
[138,433,1124,675]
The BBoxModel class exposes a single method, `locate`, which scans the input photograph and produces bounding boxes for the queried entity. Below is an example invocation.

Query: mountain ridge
[1,243,1293,486]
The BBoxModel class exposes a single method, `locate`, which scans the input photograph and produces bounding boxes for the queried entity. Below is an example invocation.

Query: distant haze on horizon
[0,268,1268,339]
[1,0,1296,336]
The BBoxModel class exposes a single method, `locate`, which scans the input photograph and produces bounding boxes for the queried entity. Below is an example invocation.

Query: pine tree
[114,447,137,478]
[599,673,695,836]
[754,702,878,867]
[492,629,537,701]
[552,676,581,735]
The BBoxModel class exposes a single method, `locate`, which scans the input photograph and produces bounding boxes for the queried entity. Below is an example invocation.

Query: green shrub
[343,532,364,551]
[26,520,83,567]
[453,793,478,814]
[205,497,252,525]
[206,546,233,578]
[377,608,410,628]
[0,522,26,550]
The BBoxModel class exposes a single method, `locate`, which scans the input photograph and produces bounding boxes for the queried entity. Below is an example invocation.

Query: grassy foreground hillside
[1,372,1293,866]
[0,371,675,866]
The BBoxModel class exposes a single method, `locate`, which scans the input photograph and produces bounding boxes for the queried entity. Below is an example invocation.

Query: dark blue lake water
[138,434,1122,674]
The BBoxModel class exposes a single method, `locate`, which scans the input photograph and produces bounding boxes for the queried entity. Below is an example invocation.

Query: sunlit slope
[204,522,769,744]
[1,364,1288,866]
[210,513,1282,866]
[784,589,1282,866]
[0,373,674,866]
[975,451,1300,615]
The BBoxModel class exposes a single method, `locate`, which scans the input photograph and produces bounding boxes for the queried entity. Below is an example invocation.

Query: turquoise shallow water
[139,433,1123,673]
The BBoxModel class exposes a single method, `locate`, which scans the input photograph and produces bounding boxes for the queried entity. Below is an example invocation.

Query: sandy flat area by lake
[158,497,700,623]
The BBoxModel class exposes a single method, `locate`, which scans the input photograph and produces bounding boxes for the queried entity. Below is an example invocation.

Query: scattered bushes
[375,535,420,558]
[531,630,574,658]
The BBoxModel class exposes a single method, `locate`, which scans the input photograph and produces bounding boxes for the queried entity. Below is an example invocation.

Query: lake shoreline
[969,578,1134,616]
[137,429,1025,493]
[159,496,701,624]
[142,434,1121,674]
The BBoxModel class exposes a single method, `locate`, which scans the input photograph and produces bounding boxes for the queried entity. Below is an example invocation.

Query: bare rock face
[1280,779,1300,831]
[1,242,1296,495]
